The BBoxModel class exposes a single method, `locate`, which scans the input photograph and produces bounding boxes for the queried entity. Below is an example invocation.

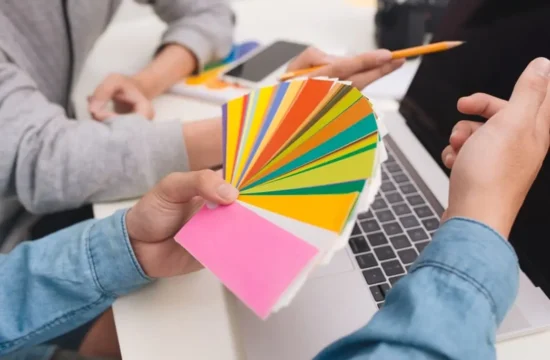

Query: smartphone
[219,40,309,88]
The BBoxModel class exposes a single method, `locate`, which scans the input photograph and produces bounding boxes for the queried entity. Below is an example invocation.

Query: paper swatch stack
[170,41,260,103]
[175,78,386,319]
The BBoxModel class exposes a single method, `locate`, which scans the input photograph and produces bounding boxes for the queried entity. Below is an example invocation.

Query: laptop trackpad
[310,249,355,279]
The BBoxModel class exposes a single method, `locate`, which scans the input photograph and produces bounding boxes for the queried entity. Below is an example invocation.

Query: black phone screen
[224,41,308,82]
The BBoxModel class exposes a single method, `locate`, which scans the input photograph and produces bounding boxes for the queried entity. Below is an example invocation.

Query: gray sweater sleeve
[0,61,189,214]
[136,0,234,69]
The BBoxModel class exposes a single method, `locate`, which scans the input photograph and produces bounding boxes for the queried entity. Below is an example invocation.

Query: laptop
[230,2,550,359]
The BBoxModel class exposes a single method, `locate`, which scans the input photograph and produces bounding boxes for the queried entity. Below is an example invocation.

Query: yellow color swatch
[242,136,377,194]
[224,96,246,183]
[239,80,305,184]
[239,193,359,233]
[232,85,276,185]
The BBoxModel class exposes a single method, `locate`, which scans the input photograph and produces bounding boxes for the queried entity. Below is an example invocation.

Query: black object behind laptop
[375,0,450,51]
[400,0,550,295]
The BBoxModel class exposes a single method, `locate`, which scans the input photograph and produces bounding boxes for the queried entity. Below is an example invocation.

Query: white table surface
[81,0,550,358]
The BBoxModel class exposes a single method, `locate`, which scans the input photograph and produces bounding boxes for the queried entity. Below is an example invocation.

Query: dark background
[401,0,550,294]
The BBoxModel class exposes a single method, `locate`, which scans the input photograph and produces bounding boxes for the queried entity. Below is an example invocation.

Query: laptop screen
[398,0,550,294]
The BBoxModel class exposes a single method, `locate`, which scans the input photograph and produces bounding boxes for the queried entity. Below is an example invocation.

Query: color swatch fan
[176,78,383,319]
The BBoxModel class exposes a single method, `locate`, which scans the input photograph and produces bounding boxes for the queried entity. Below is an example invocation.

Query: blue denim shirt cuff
[1,344,57,360]
[410,217,519,325]
[86,209,153,298]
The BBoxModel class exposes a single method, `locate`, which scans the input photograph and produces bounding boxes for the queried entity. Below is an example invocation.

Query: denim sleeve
[315,217,519,360]
[0,210,152,356]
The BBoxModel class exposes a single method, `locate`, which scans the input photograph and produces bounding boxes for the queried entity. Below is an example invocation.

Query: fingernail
[206,201,218,209]
[450,130,457,140]
[376,50,392,65]
[533,57,550,77]
[216,183,239,200]
[445,154,453,164]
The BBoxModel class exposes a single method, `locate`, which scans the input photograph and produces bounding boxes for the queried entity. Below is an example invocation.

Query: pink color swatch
[175,202,319,319]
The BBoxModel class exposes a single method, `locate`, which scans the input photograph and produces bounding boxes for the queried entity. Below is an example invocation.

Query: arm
[316,218,518,360]
[133,0,234,98]
[0,170,239,356]
[317,58,550,360]
[0,210,150,355]
[0,60,223,214]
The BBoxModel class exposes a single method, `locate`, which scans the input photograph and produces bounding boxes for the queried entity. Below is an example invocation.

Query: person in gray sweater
[0,0,234,252]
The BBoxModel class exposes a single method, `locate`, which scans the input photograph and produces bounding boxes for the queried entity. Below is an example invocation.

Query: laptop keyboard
[348,147,442,309]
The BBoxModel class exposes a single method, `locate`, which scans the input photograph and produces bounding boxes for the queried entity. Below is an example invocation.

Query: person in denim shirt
[2,57,550,360]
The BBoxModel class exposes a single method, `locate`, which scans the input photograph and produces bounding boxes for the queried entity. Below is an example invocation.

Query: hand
[444,58,550,238]
[286,47,405,90]
[125,170,239,278]
[183,117,224,171]
[88,73,155,121]
[441,93,507,168]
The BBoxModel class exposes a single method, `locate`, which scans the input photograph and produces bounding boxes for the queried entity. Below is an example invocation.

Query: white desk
[83,0,550,358]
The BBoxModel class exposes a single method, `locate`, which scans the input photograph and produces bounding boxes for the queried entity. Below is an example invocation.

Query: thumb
[286,47,337,71]
[507,57,550,123]
[154,170,239,206]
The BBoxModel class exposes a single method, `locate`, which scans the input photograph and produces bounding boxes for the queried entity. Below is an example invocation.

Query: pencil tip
[448,41,465,48]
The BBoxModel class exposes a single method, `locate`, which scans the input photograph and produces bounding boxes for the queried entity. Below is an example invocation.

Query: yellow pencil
[279,65,325,81]
[279,41,464,81]
[391,41,463,59]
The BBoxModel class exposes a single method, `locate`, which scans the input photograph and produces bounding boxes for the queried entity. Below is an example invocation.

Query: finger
[286,47,336,71]
[113,91,155,120]
[507,57,550,121]
[155,170,239,206]
[535,76,550,137]
[449,120,482,152]
[312,49,393,81]
[457,93,507,119]
[90,74,125,109]
[88,97,110,121]
[90,108,117,121]
[441,145,457,169]
[347,59,405,89]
